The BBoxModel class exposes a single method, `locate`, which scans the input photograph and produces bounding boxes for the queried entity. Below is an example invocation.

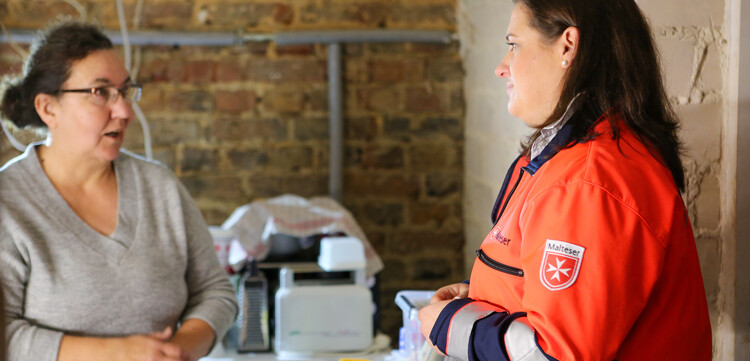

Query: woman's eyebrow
[91,76,132,86]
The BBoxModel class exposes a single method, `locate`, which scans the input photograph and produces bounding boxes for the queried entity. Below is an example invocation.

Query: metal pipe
[1,29,453,46]
[273,29,454,45]
[327,43,343,202]
[0,29,250,46]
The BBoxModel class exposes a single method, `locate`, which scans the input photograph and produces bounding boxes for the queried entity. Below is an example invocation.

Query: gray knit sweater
[0,145,238,361]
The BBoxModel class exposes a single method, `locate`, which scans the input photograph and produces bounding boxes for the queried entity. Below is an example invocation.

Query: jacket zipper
[496,168,526,221]
[476,249,524,277]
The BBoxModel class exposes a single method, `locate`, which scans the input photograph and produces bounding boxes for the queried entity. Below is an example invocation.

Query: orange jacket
[430,114,711,361]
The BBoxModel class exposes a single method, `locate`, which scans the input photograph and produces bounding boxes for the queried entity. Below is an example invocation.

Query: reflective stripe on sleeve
[504,319,549,361]
[446,302,498,361]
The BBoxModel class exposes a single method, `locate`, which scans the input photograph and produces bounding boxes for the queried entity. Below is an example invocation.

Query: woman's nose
[495,53,511,78]
[495,62,509,78]
[110,95,133,121]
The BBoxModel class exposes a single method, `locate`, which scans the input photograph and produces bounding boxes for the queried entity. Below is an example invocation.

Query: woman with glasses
[0,22,237,361]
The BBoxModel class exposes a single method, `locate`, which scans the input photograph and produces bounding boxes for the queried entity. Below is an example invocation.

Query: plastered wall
[459,0,731,358]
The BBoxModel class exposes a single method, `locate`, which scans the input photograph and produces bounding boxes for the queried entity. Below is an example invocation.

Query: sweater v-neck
[20,144,138,262]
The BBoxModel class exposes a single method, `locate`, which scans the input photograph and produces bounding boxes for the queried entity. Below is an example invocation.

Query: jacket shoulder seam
[527,180,668,249]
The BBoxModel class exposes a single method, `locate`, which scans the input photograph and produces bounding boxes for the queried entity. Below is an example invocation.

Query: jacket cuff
[504,318,557,361]
[428,299,503,361]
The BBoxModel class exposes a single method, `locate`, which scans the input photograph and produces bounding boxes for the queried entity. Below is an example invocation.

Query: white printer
[274,237,373,358]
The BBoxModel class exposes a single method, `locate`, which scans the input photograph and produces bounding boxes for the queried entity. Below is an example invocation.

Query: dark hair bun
[0,21,113,130]
[0,78,45,129]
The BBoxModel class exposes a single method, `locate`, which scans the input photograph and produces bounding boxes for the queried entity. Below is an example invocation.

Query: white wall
[457,0,518,276]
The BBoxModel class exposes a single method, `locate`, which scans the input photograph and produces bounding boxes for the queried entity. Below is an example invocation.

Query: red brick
[367,43,407,55]
[227,148,269,170]
[409,143,459,170]
[200,207,238,227]
[387,4,456,28]
[139,58,181,83]
[209,118,288,142]
[299,2,389,27]
[216,59,249,82]
[261,88,305,114]
[215,90,256,113]
[426,173,462,198]
[411,42,461,55]
[412,256,454,280]
[131,116,202,146]
[406,86,445,112]
[183,60,216,84]
[360,202,405,227]
[180,147,221,173]
[273,4,295,25]
[362,145,404,169]
[275,44,315,57]
[180,176,246,202]
[135,87,165,113]
[369,59,424,83]
[248,174,328,198]
[246,59,327,83]
[200,2,294,29]
[151,148,176,170]
[142,1,195,29]
[345,59,368,84]
[426,58,464,82]
[307,89,329,112]
[356,86,402,112]
[3,1,80,28]
[410,202,452,227]
[268,146,315,171]
[0,60,22,77]
[344,173,420,198]
[167,90,215,112]
[295,117,329,141]
[345,116,378,140]
[415,117,463,141]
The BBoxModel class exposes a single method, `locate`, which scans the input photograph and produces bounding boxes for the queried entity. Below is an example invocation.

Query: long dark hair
[515,0,686,192]
[0,21,113,129]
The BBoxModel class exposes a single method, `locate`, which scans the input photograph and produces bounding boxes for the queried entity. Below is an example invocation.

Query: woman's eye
[506,42,516,51]
[92,87,110,98]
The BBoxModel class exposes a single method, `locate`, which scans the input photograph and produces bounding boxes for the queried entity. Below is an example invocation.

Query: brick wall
[0,0,464,343]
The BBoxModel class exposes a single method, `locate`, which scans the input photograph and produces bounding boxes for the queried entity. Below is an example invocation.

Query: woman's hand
[106,327,189,361]
[418,300,451,356]
[431,283,469,303]
[168,319,217,361]
[58,327,189,361]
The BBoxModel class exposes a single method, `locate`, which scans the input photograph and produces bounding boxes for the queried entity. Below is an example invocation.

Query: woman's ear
[561,26,580,67]
[34,93,58,130]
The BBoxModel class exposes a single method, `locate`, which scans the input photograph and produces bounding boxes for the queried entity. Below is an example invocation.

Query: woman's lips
[506,83,514,95]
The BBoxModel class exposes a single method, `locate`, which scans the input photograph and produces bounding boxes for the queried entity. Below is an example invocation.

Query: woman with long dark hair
[0,22,237,361]
[418,0,711,360]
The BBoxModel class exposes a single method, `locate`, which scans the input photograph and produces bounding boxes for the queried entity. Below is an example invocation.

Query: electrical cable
[61,0,87,19]
[0,20,27,152]
[0,20,28,58]
[117,0,153,160]
[0,117,26,152]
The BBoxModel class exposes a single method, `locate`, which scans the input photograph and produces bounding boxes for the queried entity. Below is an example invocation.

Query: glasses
[58,84,142,106]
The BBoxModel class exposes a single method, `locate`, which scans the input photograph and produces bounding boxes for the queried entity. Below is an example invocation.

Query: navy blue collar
[523,121,575,176]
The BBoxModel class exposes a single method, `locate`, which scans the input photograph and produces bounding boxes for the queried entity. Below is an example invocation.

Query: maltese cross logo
[540,239,585,291]
[546,258,572,282]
